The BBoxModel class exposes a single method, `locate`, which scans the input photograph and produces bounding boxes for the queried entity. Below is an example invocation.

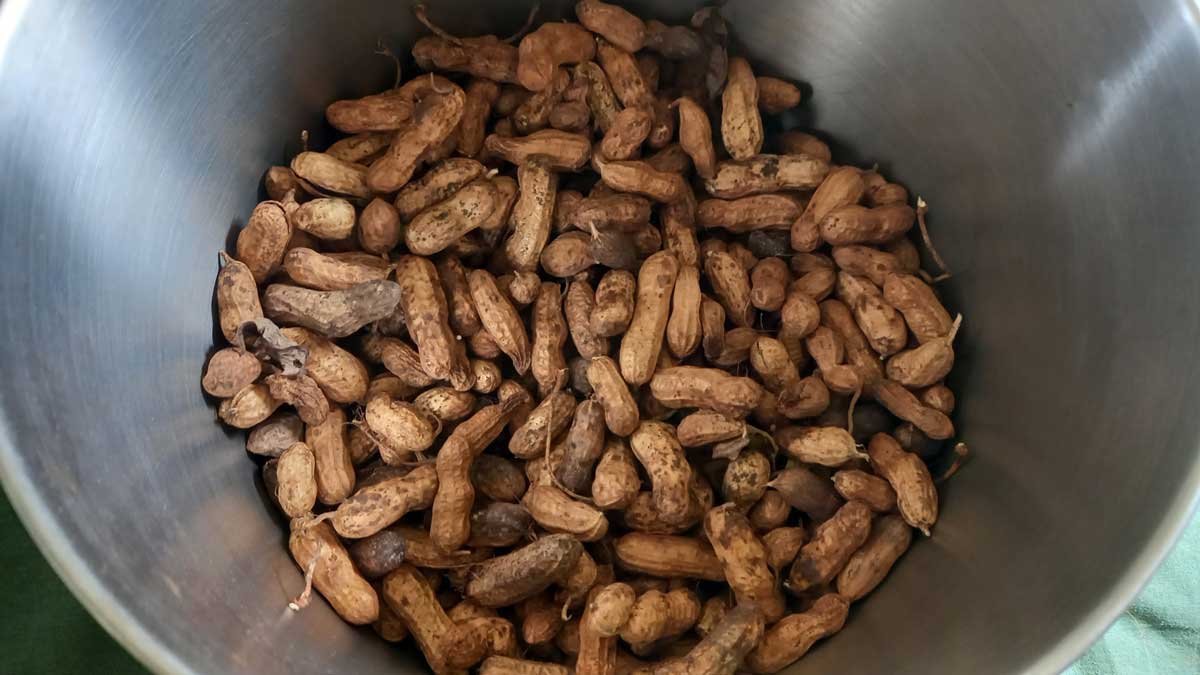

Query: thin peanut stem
[915,197,951,279]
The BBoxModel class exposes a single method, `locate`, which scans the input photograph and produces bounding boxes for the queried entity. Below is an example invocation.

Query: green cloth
[0,494,1195,674]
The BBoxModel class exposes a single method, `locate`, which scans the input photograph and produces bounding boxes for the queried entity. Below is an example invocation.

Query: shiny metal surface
[1,0,1198,673]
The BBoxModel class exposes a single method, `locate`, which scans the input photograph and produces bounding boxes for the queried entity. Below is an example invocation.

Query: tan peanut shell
[365,395,439,463]
[283,248,388,292]
[748,490,792,532]
[787,500,872,592]
[882,273,955,343]
[264,166,302,201]
[505,158,560,272]
[368,88,465,193]
[565,281,609,360]
[704,504,785,623]
[819,203,915,245]
[414,387,476,423]
[656,603,764,675]
[768,467,842,522]
[290,152,372,199]
[868,432,938,534]
[541,231,595,278]
[218,383,280,428]
[721,58,763,160]
[202,348,262,398]
[555,399,608,492]
[776,425,866,467]
[469,270,532,374]
[413,35,519,83]
[395,256,472,390]
[395,158,486,220]
[514,67,571,135]
[383,564,485,674]
[276,442,318,518]
[666,264,703,359]
[627,421,693,529]
[705,155,830,199]
[674,96,716,179]
[471,454,527,503]
[509,390,577,459]
[575,61,621,133]
[480,657,571,675]
[832,244,903,286]
[600,106,654,160]
[585,356,639,437]
[649,366,764,418]
[872,379,954,439]
[518,23,596,91]
[791,166,865,252]
[355,198,401,255]
[262,280,402,339]
[288,525,380,632]
[756,76,802,114]
[745,594,848,674]
[592,270,636,337]
[763,526,807,572]
[832,469,897,512]
[246,412,303,458]
[750,257,790,312]
[593,156,689,204]
[433,256,481,338]
[523,485,609,541]
[613,533,725,582]
[623,472,713,535]
[467,534,584,608]
[530,282,568,398]
[291,197,356,241]
[722,451,771,508]
[328,463,437,539]
[676,411,744,448]
[485,129,593,172]
[549,100,591,132]
[458,78,501,158]
[596,38,652,108]
[236,200,290,283]
[699,194,804,234]
[592,437,641,510]
[819,298,884,389]
[577,0,646,52]
[704,250,754,328]
[618,251,679,385]
[775,130,832,162]
[836,514,913,601]
[304,406,355,505]
[921,383,956,414]
[216,253,264,344]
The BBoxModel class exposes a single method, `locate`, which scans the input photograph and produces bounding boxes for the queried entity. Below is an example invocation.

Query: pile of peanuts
[204,2,965,674]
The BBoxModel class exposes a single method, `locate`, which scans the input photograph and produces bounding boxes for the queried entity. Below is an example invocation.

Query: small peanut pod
[704,155,830,199]
[577,592,619,675]
[531,282,569,398]
[704,504,786,623]
[517,22,596,91]
[261,280,401,339]
[216,253,263,343]
[565,281,609,360]
[776,425,867,467]
[592,270,636,337]
[577,0,646,52]
[459,78,501,158]
[593,156,690,204]
[290,151,372,199]
[405,179,499,256]
[763,526,808,572]
[555,399,608,493]
[629,421,694,527]
[872,379,955,440]
[694,596,730,640]
[542,231,596,277]
[285,326,371,403]
[368,88,466,193]
[661,195,700,267]
[613,533,725,582]
[305,406,355,505]
[757,76,802,114]
[365,395,440,463]
[832,469,897,513]
[768,467,842,522]
[395,158,486,220]
[575,61,621,133]
[882,273,955,343]
[649,367,765,419]
[722,451,771,508]
[289,519,379,625]
[721,57,763,160]
[748,490,792,532]
[519,592,565,645]
[414,387,476,424]
[749,336,800,393]
[510,387,578,458]
[236,200,290,283]
[820,299,884,389]
[568,194,653,233]
[832,244,904,287]
[549,100,591,132]
[745,594,849,674]
[275,442,318,518]
[202,348,261,398]
[283,249,390,292]
[392,525,494,569]
[676,411,744,448]
[623,472,713,535]
[246,412,303,458]
[666,264,703,359]
[837,513,913,601]
[368,337,434,388]
[792,166,866,253]
[412,34,519,83]
[469,502,534,548]
[291,197,356,241]
[819,203,916,245]
[698,195,803,233]
[466,534,584,608]
[480,656,571,675]
[774,130,832,161]
[592,437,641,510]
[513,67,571,134]
[383,564,486,674]
[749,257,790,312]
[786,500,872,592]
[264,166,302,201]
[471,454,528,503]
[868,432,939,534]
[920,383,956,414]
[653,604,765,675]
[862,170,909,206]
[704,250,754,328]
[524,484,609,541]
[433,256,481,339]
[586,356,639,437]
[805,325,862,395]
[358,197,402,255]
[348,529,408,580]
[326,131,390,164]
[469,269,532,374]
[327,463,437,539]
[853,292,909,357]
[700,295,726,361]
[218,383,280,429]
[618,251,679,386]
[674,96,716,179]
[505,158,560,272]
[484,129,593,171]
[600,106,654,160]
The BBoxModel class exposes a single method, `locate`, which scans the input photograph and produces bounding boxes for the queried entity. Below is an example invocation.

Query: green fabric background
[0,494,1195,674]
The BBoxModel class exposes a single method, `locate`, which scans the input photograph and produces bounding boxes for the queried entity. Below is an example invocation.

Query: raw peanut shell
[264,166,302,201]
[593,156,690,204]
[763,526,807,572]
[819,203,916,245]
[613,533,725,581]
[868,432,938,534]
[469,270,532,373]
[599,105,654,160]
[786,500,872,592]
[748,490,792,532]
[395,256,472,389]
[676,411,744,448]
[699,294,726,361]
[872,379,955,440]
[480,657,570,675]
[506,158,560,272]
[292,198,356,240]
[662,195,700,267]
[767,467,842,522]
[592,270,636,337]
[698,194,803,233]
[358,198,402,255]
[326,132,392,164]
[774,131,831,161]
[832,244,903,287]
[720,58,763,160]
[832,469,897,512]
[216,253,264,344]
[749,257,789,312]
[776,425,866,467]
[756,76,802,114]
[246,412,303,458]
[523,485,609,541]
[549,100,592,132]
[413,35,520,83]
[592,437,641,510]
[666,264,703,359]
[617,251,679,386]
[414,387,476,423]
[530,282,569,398]
[236,200,291,283]
[722,451,771,508]
[745,594,848,674]
[555,399,608,492]
[565,281,609,360]
[290,519,380,625]
[469,502,534,548]
[383,564,485,674]
[305,406,355,505]
[704,154,830,199]
[836,513,913,601]
[623,472,713,535]
[460,78,501,158]
[471,454,528,503]
[882,273,955,343]
[365,395,439,463]
[283,248,389,292]
[654,603,764,675]
[649,366,764,418]
[674,96,716,179]
[704,250,754,328]
[575,61,622,133]
[541,231,595,277]
[920,383,956,414]
[484,130,592,172]
[577,0,646,52]
[368,88,466,193]
[202,348,262,398]
[509,390,577,459]
[596,38,653,109]
[513,67,571,135]
[704,504,785,623]
[262,280,401,339]
[466,534,584,608]
[290,152,372,199]
[517,23,596,91]
[629,421,693,528]
[275,442,318,518]
[218,383,280,428]
[396,158,487,220]
[406,178,499,256]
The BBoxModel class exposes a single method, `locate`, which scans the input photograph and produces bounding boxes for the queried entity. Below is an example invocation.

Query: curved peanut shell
[720,57,763,160]
[618,251,679,386]
[629,421,693,528]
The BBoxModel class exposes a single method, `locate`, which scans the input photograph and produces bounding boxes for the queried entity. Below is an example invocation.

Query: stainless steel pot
[1,0,1198,673]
